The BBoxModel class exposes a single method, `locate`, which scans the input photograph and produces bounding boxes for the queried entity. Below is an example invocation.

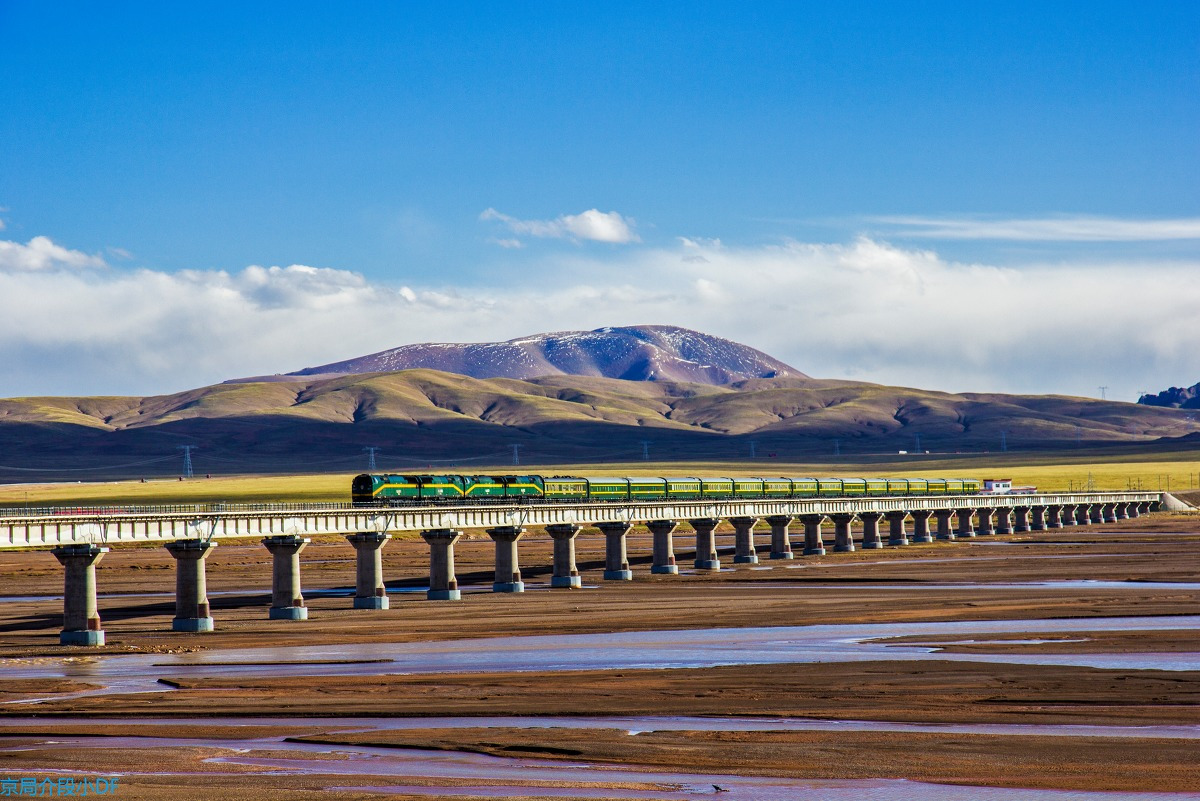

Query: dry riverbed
[0,516,1197,797]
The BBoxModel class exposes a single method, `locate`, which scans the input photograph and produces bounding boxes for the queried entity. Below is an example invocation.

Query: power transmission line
[177,445,196,478]
[363,446,380,471]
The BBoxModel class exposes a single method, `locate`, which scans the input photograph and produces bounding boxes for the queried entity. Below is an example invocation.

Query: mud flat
[0,516,1197,797]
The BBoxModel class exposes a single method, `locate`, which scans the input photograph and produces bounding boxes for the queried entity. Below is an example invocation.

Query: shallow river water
[4,726,1197,801]
[4,613,1199,799]
[4,615,1197,698]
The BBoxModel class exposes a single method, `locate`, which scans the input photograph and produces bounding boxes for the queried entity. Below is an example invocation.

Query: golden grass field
[2,449,1199,507]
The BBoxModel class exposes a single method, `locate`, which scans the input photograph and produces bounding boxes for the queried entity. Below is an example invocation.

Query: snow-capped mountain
[288,325,805,385]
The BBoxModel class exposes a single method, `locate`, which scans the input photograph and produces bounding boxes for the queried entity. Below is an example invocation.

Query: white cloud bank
[480,207,640,244]
[872,215,1200,242]
[1,234,1197,402]
[0,235,107,271]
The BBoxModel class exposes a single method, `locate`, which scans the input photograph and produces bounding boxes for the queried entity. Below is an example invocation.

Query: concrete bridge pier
[1012,506,1031,533]
[831,514,856,552]
[1061,504,1078,526]
[346,532,391,610]
[859,512,884,549]
[1089,504,1105,524]
[885,511,909,545]
[1103,503,1118,523]
[934,510,956,541]
[487,526,525,592]
[1139,501,1153,515]
[994,508,1013,535]
[731,517,761,563]
[690,518,722,570]
[1114,502,1129,520]
[1029,505,1047,531]
[765,515,794,559]
[955,508,976,538]
[597,522,635,580]
[546,524,582,588]
[976,509,995,536]
[800,514,826,555]
[647,519,679,574]
[1046,505,1064,529]
[53,544,108,646]
[1075,505,1090,525]
[1128,502,1142,519]
[165,539,216,631]
[910,510,934,543]
[422,529,462,600]
[262,535,309,620]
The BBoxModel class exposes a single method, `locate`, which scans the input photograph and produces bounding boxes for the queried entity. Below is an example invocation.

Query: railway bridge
[0,491,1164,645]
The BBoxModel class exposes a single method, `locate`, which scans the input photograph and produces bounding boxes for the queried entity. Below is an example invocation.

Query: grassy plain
[2,448,1199,507]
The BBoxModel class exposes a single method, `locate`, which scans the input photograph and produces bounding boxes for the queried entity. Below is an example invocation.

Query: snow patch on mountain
[288,325,805,385]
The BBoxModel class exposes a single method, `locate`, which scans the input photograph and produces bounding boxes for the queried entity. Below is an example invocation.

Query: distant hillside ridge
[286,325,805,386]
[4,369,1200,481]
[1139,382,1200,410]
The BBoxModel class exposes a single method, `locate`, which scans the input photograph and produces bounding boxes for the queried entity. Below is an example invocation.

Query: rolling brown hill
[2,370,1198,480]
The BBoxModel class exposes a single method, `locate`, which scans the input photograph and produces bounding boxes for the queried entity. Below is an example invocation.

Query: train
[352,474,983,505]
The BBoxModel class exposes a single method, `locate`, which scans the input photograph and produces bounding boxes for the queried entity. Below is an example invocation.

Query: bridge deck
[0,492,1162,550]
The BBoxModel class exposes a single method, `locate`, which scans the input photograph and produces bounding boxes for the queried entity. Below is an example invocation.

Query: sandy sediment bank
[0,515,1197,797]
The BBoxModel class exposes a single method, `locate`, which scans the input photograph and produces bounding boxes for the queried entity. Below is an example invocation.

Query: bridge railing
[0,501,359,518]
[0,492,1162,520]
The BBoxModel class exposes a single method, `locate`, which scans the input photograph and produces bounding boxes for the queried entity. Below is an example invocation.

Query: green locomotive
[352,474,982,504]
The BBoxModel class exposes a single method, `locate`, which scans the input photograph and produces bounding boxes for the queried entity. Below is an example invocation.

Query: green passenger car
[700,478,734,498]
[733,478,765,498]
[817,478,843,496]
[761,478,794,498]
[841,478,867,496]
[665,477,702,499]
[544,477,588,500]
[790,478,819,497]
[629,477,669,500]
[583,477,631,501]
[865,478,889,496]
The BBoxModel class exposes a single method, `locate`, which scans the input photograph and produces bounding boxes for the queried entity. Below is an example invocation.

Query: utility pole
[749,440,757,459]
[177,445,195,479]
[363,447,380,471]
[914,434,921,453]
[512,444,522,466]
[1000,430,1007,453]
[1098,386,1108,400]
[640,440,650,461]
[834,439,841,458]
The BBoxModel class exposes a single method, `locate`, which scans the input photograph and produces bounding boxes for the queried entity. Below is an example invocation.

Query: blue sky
[1,2,1197,399]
